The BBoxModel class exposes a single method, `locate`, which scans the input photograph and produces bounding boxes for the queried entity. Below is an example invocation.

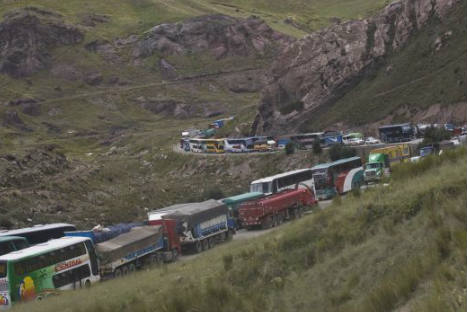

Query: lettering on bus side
[54,258,83,273]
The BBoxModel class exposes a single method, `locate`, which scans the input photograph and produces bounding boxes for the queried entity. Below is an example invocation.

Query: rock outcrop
[0,7,83,77]
[133,15,293,60]
[253,0,460,134]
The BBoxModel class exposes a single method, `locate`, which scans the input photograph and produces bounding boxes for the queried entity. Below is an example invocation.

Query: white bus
[0,236,100,307]
[249,169,315,195]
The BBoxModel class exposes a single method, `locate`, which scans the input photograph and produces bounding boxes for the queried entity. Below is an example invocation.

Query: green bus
[0,236,100,308]
[0,237,29,257]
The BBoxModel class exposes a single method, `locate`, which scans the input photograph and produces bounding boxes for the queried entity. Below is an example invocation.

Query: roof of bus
[311,156,361,171]
[222,192,264,204]
[0,236,90,261]
[379,123,412,129]
[250,168,312,184]
[0,236,27,243]
[0,223,76,237]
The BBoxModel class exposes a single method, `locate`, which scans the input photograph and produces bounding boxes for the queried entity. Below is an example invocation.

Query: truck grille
[365,171,376,177]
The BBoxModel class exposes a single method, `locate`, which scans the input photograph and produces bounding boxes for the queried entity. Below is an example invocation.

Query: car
[349,138,364,145]
[364,137,380,144]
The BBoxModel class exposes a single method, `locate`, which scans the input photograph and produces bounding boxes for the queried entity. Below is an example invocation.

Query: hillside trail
[35,66,264,105]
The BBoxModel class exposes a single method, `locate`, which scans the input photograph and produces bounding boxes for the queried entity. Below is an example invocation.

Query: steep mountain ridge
[253,0,463,134]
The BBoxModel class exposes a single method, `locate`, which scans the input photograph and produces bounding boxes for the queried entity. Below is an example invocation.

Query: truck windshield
[366,163,381,169]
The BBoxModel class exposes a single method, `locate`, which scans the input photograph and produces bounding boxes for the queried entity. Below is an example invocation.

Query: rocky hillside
[253,0,465,134]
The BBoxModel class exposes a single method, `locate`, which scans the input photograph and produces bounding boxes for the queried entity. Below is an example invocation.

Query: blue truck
[148,199,235,253]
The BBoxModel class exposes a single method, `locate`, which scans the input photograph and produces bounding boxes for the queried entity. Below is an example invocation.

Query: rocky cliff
[253,0,461,134]
[0,7,83,77]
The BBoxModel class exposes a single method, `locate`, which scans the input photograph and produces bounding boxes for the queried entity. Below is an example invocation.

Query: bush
[420,127,452,148]
[312,140,322,155]
[329,144,356,161]
[285,142,296,155]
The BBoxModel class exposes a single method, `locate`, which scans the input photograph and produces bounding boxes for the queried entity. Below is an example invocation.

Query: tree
[312,139,322,155]
[285,142,296,155]
[329,144,356,161]
[421,127,452,146]
[203,186,225,200]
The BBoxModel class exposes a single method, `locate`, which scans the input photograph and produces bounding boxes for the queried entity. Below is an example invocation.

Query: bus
[0,224,76,245]
[311,156,364,200]
[188,139,225,153]
[0,236,100,308]
[290,133,323,149]
[224,138,252,153]
[250,169,315,195]
[378,123,415,143]
[0,237,29,257]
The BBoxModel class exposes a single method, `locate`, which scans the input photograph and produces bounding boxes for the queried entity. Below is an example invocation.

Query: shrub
[420,127,452,147]
[202,186,225,200]
[285,142,296,155]
[329,144,357,161]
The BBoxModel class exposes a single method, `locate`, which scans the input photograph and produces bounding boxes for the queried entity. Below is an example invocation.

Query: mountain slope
[253,0,465,134]
[13,148,466,312]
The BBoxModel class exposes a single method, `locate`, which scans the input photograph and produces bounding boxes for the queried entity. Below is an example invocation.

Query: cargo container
[148,200,234,253]
[65,221,180,278]
[239,188,317,230]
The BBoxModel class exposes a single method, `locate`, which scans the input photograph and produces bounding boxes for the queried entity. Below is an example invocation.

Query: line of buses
[0,155,367,308]
[180,131,346,154]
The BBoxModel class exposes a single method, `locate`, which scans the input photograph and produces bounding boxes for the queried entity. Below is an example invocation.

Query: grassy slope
[305,1,467,130]
[13,148,466,312]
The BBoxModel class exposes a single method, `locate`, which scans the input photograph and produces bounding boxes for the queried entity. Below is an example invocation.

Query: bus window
[53,265,90,289]
[84,240,98,276]
[13,239,28,251]
[0,242,14,256]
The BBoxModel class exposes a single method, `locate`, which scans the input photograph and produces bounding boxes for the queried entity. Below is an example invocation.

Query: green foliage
[285,142,296,155]
[202,186,225,200]
[328,144,357,161]
[419,127,452,147]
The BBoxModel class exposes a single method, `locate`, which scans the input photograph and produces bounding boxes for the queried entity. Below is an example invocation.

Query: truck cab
[364,153,389,183]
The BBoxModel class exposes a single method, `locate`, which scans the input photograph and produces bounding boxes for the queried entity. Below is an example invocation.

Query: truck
[148,200,235,253]
[65,221,180,278]
[222,192,264,229]
[238,187,317,230]
[364,144,410,183]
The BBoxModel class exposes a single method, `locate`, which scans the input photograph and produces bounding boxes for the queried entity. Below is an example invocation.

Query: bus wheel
[129,263,136,273]
[195,241,203,253]
[114,268,122,278]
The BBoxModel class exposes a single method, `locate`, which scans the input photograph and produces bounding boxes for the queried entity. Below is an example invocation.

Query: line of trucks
[61,188,317,278]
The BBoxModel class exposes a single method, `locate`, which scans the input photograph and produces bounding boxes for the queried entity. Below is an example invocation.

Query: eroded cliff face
[0,7,83,77]
[253,0,460,135]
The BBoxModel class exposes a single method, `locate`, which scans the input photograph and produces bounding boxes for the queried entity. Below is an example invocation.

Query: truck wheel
[122,266,129,275]
[171,249,179,261]
[114,268,122,278]
[195,241,203,253]
[202,239,209,251]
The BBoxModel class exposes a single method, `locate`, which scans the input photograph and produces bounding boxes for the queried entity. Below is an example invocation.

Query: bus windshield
[312,173,329,190]
[250,182,272,194]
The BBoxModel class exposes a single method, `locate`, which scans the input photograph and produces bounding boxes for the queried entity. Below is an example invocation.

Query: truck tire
[122,266,129,275]
[114,268,122,278]
[195,241,203,253]
[171,249,179,261]
[202,239,209,251]
[208,237,216,249]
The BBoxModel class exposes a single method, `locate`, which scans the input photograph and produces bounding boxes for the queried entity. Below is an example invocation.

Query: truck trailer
[65,221,180,278]
[364,144,410,183]
[239,188,317,230]
[148,200,235,253]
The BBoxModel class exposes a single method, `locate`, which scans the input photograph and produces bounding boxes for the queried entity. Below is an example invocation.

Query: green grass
[11,147,466,312]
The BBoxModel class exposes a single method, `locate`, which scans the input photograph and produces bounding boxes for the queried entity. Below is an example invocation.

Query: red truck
[239,187,317,230]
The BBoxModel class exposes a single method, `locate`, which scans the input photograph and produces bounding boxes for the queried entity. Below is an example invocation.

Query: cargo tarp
[96,225,162,265]
[158,199,229,229]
